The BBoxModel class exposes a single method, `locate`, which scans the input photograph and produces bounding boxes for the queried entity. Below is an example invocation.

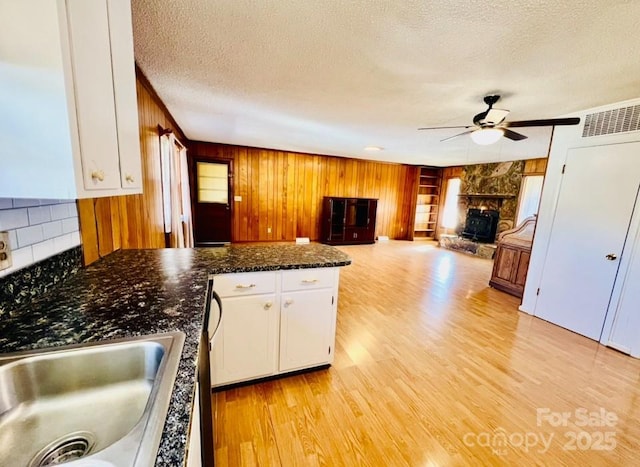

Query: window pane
[197,162,228,204]
[441,178,461,229]
[199,189,228,203]
[197,162,227,178]
[198,177,228,191]
[516,175,544,225]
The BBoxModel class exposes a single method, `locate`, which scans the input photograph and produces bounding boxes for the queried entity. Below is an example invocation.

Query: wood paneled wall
[78,74,550,266]
[78,69,185,265]
[441,166,464,179]
[189,142,419,242]
[523,157,548,175]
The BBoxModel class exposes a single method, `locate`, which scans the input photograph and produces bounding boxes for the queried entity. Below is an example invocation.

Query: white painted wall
[520,97,640,355]
[0,198,80,277]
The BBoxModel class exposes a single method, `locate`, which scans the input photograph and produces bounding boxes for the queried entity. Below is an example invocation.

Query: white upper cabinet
[106,0,143,190]
[0,0,142,199]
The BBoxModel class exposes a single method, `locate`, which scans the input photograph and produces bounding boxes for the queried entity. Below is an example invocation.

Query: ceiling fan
[418,95,580,145]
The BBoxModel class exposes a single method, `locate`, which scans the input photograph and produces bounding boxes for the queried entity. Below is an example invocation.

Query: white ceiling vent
[582,105,640,137]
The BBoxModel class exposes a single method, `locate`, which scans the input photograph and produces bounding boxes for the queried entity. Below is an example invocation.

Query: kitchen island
[0,243,351,466]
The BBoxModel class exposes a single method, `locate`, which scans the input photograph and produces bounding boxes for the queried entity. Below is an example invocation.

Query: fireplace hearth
[461,208,499,243]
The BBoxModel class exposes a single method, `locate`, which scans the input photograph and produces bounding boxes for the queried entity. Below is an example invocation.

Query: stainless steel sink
[0,331,185,467]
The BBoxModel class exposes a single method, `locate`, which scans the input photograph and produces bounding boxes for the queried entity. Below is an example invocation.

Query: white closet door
[604,227,640,355]
[534,142,640,340]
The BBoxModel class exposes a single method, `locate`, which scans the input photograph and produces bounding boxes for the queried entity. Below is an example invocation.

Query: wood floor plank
[214,241,640,466]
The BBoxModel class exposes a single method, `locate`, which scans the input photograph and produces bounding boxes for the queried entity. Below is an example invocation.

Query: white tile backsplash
[11,198,42,208]
[28,206,52,225]
[0,208,29,231]
[32,239,56,262]
[17,225,44,247]
[42,220,63,239]
[50,203,74,220]
[61,217,79,234]
[11,247,34,269]
[0,246,34,278]
[0,198,80,276]
[53,232,75,252]
[8,230,17,250]
[70,230,80,245]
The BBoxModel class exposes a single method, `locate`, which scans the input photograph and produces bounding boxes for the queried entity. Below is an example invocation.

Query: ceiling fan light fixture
[470,128,504,145]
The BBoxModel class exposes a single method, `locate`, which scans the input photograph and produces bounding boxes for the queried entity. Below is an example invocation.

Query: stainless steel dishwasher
[198,278,222,466]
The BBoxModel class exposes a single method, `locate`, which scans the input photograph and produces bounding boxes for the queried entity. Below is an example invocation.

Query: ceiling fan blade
[418,125,472,130]
[502,128,528,141]
[440,130,474,142]
[485,108,509,125]
[504,117,581,128]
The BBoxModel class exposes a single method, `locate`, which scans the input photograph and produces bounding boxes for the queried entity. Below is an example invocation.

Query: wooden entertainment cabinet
[321,197,378,245]
[489,216,536,298]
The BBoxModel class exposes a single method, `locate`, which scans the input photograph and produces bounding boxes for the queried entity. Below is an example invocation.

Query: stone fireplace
[456,160,524,235]
[461,208,500,243]
[439,160,525,258]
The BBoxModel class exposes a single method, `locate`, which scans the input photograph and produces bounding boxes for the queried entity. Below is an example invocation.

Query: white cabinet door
[107,0,142,190]
[211,294,278,386]
[66,0,121,190]
[0,0,77,199]
[0,0,142,199]
[534,142,640,340]
[279,289,334,372]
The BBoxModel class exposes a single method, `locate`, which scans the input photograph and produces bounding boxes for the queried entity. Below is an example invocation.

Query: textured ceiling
[132,0,640,166]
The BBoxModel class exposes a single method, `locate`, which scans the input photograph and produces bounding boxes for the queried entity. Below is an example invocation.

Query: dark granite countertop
[0,243,350,466]
[193,242,352,274]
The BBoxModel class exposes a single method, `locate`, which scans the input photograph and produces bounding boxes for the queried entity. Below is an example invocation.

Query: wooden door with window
[192,158,232,245]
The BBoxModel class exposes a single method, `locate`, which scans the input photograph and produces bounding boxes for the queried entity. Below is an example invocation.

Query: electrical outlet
[0,231,12,271]
[267,227,272,234]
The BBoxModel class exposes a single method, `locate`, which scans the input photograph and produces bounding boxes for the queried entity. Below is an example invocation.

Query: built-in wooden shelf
[412,167,442,241]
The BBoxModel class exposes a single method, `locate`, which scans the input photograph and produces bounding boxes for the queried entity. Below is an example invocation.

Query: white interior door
[534,142,640,340]
[603,222,640,355]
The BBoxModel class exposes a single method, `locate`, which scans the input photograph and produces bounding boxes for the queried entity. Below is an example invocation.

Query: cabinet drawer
[282,268,336,292]
[214,271,276,297]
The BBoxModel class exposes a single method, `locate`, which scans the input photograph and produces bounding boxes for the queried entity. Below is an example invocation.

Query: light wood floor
[213,241,640,466]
